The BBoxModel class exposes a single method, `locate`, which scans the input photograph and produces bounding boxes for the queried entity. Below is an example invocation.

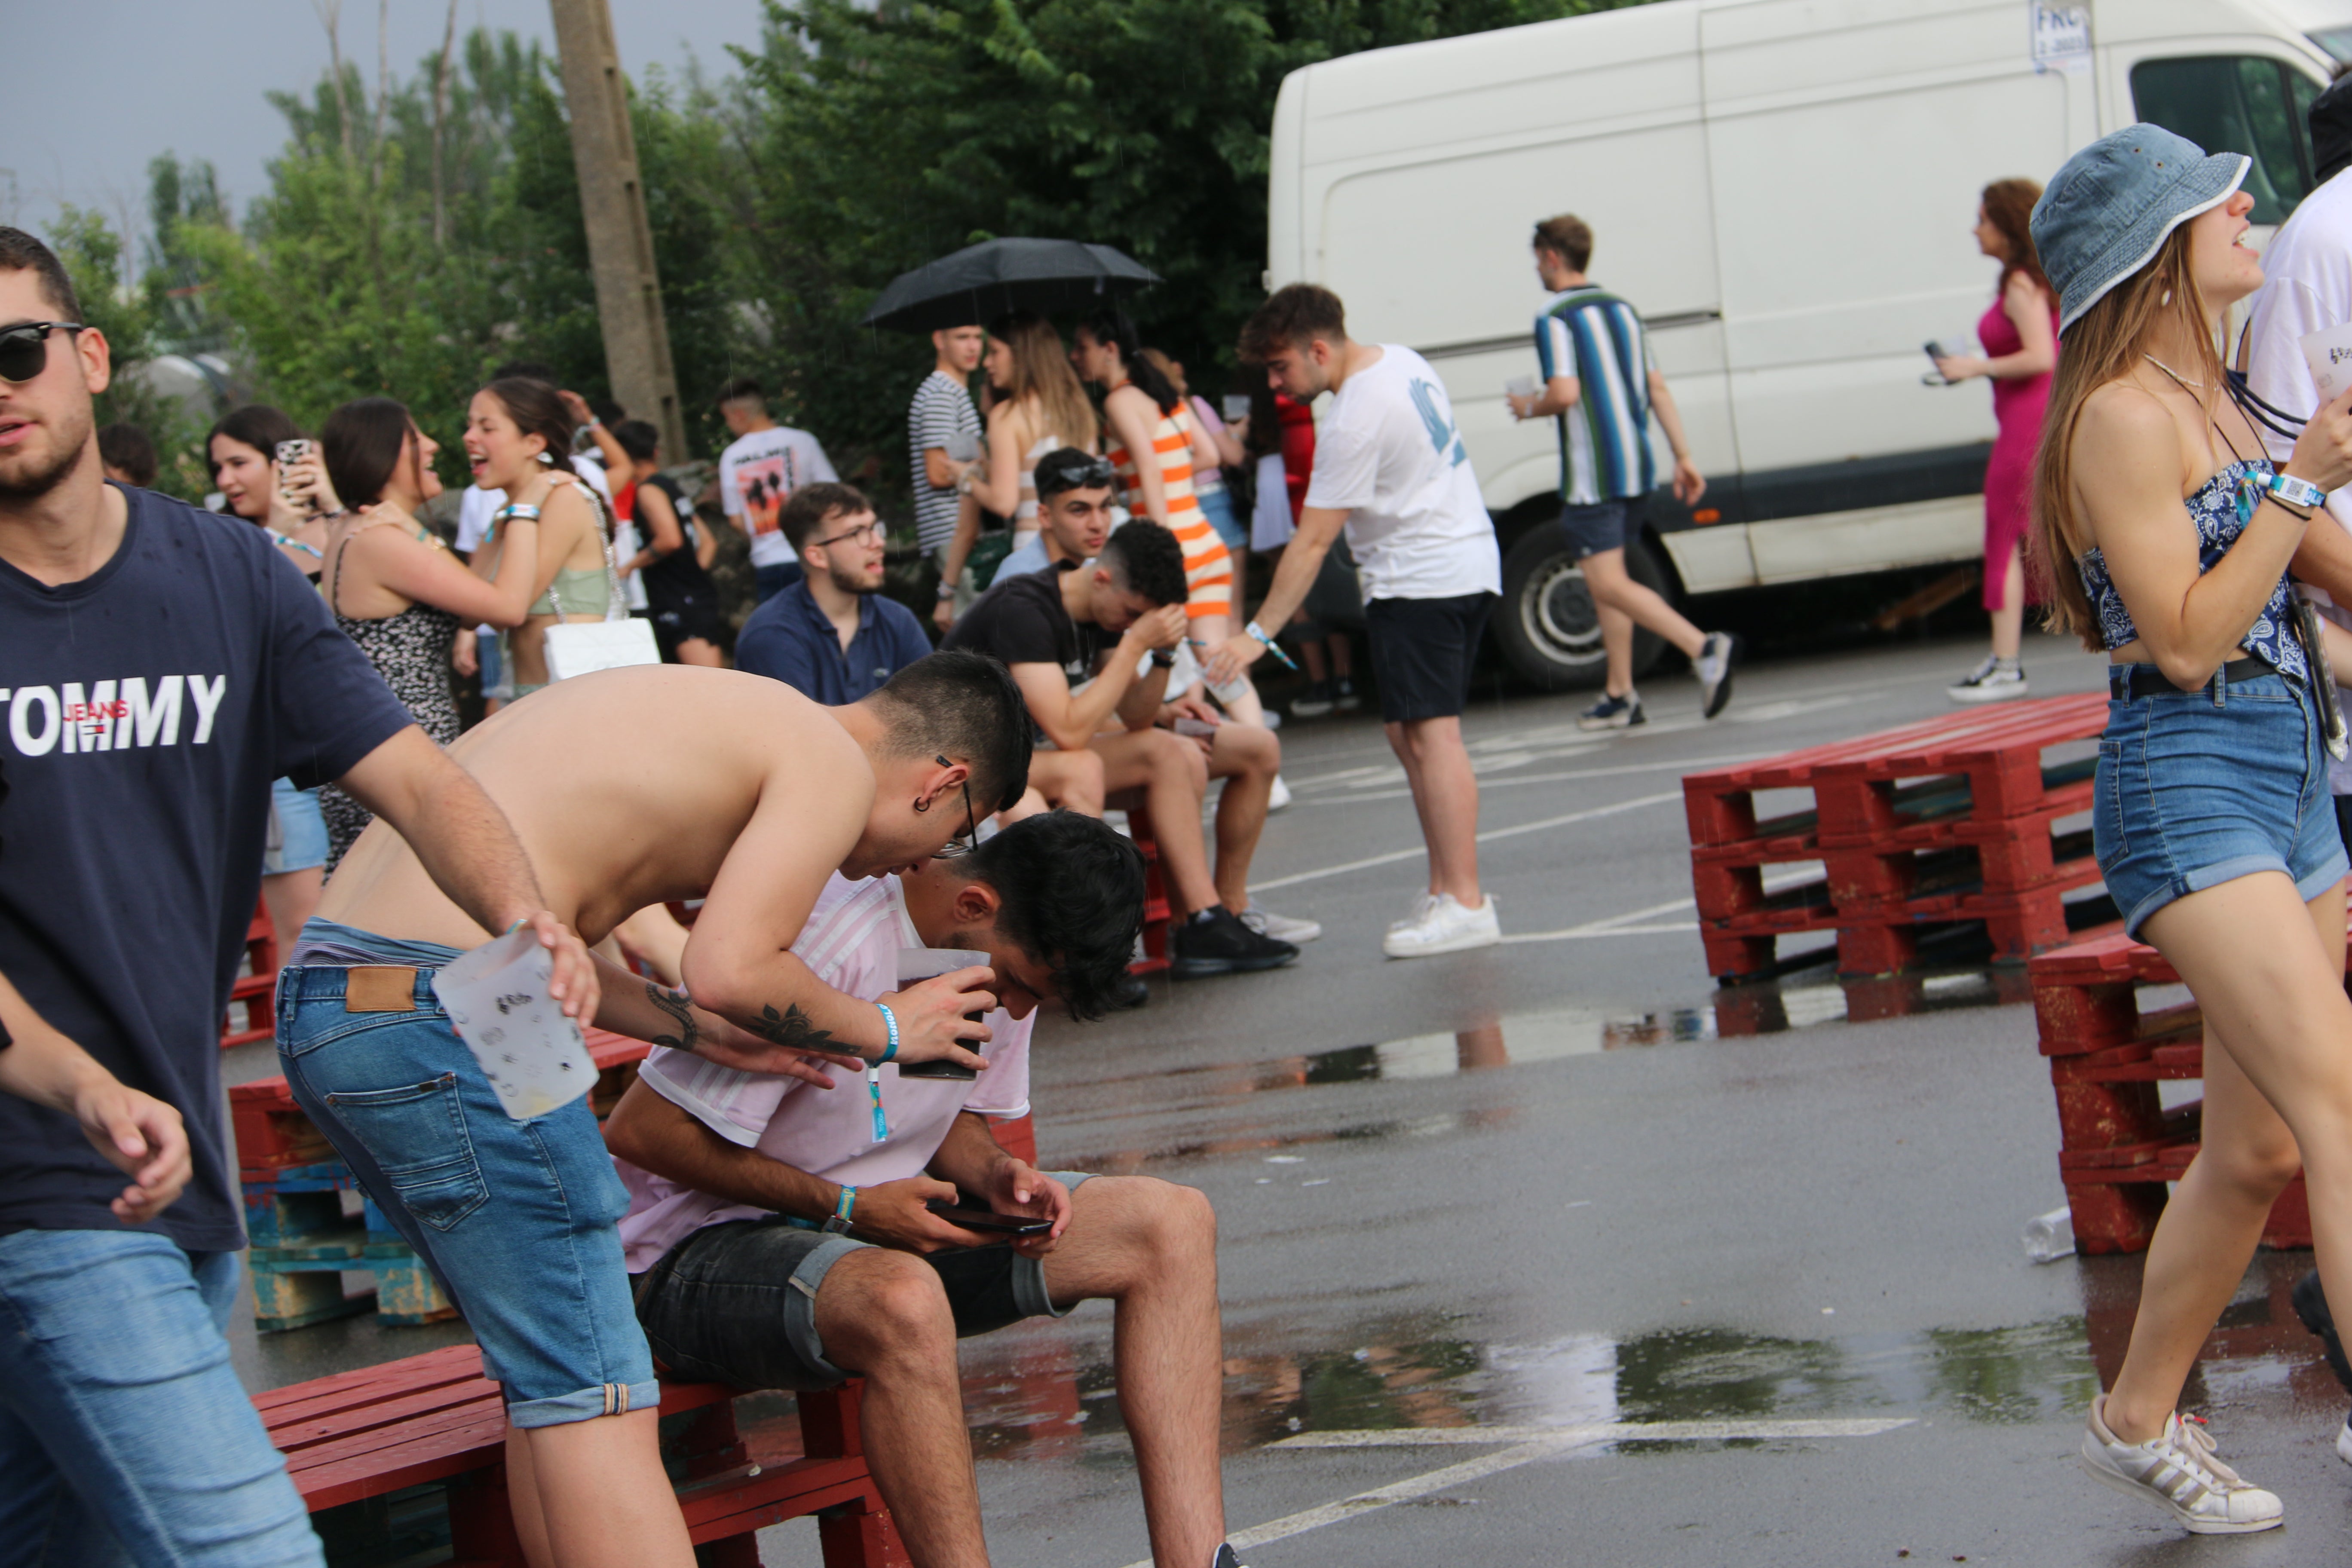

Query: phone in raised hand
[894,948,987,1080]
[275,438,314,500]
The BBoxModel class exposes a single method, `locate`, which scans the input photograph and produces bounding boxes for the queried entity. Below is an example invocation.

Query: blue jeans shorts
[1196,485,1247,555]
[264,778,328,876]
[2095,663,2350,936]
[633,1173,1094,1392]
[276,957,657,1427]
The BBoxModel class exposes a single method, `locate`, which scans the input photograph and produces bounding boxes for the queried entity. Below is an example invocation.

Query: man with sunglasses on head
[736,482,932,703]
[0,227,611,1564]
[993,446,1118,582]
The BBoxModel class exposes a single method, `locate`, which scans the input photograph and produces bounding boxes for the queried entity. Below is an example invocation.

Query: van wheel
[1495,523,1669,691]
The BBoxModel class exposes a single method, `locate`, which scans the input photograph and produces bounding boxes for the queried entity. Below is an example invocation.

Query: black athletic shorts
[1363,591,1496,724]
[1556,499,1639,560]
[645,589,726,660]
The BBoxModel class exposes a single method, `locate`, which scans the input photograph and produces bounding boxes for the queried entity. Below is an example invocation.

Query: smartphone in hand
[926,1199,1051,1237]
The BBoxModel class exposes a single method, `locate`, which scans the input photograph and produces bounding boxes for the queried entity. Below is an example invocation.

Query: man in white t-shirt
[715,376,839,603]
[1213,284,1504,959]
[605,812,1247,1568]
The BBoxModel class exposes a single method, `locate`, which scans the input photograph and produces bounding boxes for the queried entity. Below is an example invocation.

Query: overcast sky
[6,1,769,250]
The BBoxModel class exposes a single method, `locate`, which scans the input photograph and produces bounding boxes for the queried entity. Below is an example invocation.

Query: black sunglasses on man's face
[0,322,83,385]
[931,754,980,858]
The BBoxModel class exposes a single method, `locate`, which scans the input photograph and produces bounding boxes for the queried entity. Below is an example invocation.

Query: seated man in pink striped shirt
[604,811,1247,1568]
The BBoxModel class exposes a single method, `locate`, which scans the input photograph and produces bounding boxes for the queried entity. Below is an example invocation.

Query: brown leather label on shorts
[346,967,420,1013]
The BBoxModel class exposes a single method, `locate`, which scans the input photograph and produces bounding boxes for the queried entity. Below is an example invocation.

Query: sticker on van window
[2032,4,2090,76]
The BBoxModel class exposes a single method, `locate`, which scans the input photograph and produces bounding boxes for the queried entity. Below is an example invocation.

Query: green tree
[721,0,1642,505]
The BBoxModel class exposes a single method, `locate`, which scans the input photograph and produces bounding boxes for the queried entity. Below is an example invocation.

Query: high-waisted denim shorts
[2095,662,2349,936]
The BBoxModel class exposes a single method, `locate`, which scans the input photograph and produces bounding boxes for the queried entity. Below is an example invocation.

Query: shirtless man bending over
[278,652,1030,1568]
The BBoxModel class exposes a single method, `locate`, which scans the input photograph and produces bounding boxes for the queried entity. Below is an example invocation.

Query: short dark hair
[0,227,83,321]
[869,651,1035,815]
[208,404,302,464]
[321,396,417,508]
[480,377,576,476]
[97,423,157,487]
[1533,214,1593,273]
[493,359,559,386]
[2315,71,2352,184]
[589,397,625,427]
[715,376,765,409]
[1096,519,1187,607]
[959,810,1145,1022]
[1238,284,1348,364]
[1033,446,1116,502]
[612,418,660,463]
[780,481,872,553]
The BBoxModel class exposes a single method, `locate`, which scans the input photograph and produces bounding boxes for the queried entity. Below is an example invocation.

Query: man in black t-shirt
[0,228,601,1567]
[943,521,1300,978]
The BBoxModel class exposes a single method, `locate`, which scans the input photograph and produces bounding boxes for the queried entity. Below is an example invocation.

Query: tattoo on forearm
[749,1003,846,1055]
[646,984,698,1055]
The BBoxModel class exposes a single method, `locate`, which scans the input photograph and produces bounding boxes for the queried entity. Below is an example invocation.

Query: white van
[1268,0,2352,685]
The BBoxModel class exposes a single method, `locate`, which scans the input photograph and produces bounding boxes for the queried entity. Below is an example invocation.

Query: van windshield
[2131,55,2324,224]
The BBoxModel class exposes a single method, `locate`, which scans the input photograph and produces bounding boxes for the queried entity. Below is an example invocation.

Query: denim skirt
[2095,663,2349,936]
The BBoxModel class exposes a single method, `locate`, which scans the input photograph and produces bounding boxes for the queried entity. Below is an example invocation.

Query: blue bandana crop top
[2075,456,2307,683]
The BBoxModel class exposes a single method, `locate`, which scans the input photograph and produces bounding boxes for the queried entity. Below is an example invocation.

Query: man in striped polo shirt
[1507,213,1736,730]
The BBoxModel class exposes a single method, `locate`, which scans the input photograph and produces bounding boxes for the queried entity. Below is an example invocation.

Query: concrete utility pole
[546,0,689,461]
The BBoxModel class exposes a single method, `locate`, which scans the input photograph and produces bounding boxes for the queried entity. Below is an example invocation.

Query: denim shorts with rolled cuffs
[276,921,658,1427]
[2095,661,2351,937]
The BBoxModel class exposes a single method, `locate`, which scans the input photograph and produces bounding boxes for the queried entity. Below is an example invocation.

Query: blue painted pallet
[243,1161,455,1333]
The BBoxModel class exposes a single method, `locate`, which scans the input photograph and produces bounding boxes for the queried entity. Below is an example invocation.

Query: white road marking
[1111,1417,1913,1565]
[1249,791,1683,893]
[1271,1417,1914,1448]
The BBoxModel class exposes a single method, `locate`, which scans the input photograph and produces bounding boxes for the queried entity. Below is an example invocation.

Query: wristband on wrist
[937,580,958,600]
[1243,619,1300,671]
[2268,472,2329,511]
[876,1001,900,1064]
[822,1185,858,1234]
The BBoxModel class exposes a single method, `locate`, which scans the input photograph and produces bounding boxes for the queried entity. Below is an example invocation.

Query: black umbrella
[861,238,1161,334]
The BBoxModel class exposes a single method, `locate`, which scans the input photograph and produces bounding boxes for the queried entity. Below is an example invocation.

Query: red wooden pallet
[233,1028,652,1176]
[257,1348,907,1567]
[222,898,279,1049]
[2028,927,2349,1253]
[1111,790,1172,977]
[1700,867,2106,979]
[1683,692,2108,848]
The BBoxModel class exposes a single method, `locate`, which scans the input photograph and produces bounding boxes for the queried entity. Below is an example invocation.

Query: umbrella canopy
[861,238,1161,334]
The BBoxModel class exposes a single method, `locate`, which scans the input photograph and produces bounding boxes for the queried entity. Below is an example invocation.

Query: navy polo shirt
[735,580,933,703]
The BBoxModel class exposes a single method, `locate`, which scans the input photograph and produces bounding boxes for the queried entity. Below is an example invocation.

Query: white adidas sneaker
[2079,1394,2282,1534]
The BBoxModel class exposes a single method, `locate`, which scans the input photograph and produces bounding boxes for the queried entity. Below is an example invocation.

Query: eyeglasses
[931,754,981,858]
[0,322,83,385]
[811,518,888,549]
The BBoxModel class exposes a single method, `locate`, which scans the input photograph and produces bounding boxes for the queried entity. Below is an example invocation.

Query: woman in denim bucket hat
[2035,123,2352,1535]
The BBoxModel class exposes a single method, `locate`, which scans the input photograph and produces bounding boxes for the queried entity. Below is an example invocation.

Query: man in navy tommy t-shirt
[0,227,599,1567]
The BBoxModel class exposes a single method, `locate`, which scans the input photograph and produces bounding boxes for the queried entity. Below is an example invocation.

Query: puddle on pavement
[882,1253,2337,1472]
[1066,965,2037,1118]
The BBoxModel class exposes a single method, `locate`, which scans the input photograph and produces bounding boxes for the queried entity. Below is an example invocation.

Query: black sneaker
[1291,681,1335,718]
[1111,972,1150,1010]
[1212,1548,1250,1568]
[1577,691,1645,731]
[1170,906,1300,978]
[1334,678,1362,712]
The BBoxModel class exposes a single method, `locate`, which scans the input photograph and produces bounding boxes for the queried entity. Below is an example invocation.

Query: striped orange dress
[1108,401,1232,619]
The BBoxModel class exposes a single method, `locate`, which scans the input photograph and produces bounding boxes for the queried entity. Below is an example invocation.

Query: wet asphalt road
[224,627,2352,1566]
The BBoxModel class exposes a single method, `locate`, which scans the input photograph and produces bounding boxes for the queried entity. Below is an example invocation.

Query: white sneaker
[1948,656,2029,703]
[1268,774,1292,812]
[1388,891,1440,934]
[2079,1395,2282,1534]
[2336,1411,2352,1468]
[1242,906,1322,943]
[1381,894,1501,959]
[1695,631,1738,719]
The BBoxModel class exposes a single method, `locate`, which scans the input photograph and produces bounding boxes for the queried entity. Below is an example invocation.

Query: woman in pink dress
[1936,177,2059,701]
